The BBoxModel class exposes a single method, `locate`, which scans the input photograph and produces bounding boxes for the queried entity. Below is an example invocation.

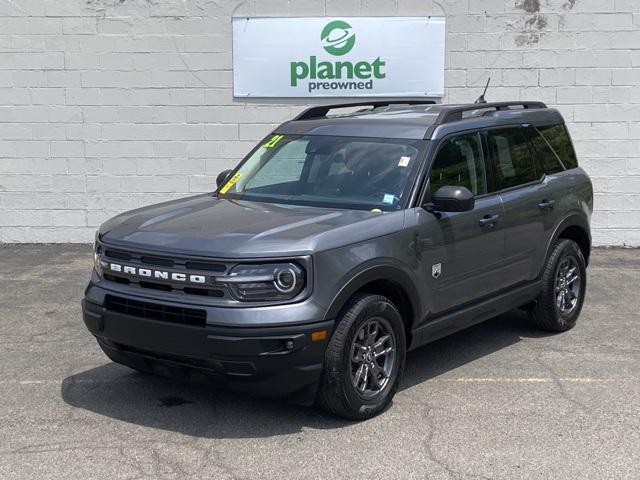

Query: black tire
[528,239,587,332]
[317,294,406,420]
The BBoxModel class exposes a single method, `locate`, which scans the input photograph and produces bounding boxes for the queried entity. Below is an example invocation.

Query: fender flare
[323,264,422,330]
[540,213,591,276]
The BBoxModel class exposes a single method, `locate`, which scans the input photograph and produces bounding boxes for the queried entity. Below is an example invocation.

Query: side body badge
[432,263,442,279]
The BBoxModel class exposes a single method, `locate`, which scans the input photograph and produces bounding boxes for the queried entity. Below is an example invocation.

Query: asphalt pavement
[0,245,638,479]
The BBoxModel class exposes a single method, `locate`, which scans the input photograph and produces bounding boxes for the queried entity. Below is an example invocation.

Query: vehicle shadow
[402,309,551,391]
[61,309,551,438]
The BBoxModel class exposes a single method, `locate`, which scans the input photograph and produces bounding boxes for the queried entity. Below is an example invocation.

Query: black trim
[406,139,436,208]
[432,102,547,127]
[323,264,421,329]
[541,215,592,272]
[411,280,542,349]
[293,100,437,121]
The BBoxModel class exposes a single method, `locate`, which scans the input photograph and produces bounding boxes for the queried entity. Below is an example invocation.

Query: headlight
[93,242,105,276]
[219,262,305,302]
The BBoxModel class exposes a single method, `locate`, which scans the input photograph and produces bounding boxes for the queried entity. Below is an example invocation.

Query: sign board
[232,16,445,98]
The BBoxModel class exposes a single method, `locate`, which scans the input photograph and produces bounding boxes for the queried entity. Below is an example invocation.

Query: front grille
[105,250,131,261]
[105,294,207,327]
[142,256,174,267]
[103,248,226,273]
[185,261,226,272]
[99,245,229,298]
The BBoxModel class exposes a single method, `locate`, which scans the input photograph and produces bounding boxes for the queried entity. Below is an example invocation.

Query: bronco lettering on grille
[108,262,207,284]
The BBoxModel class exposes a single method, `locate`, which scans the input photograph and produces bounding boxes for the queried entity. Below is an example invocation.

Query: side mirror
[216,169,234,188]
[426,186,475,213]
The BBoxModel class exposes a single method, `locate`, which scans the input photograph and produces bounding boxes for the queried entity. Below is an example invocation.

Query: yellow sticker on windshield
[219,172,242,194]
[264,134,284,148]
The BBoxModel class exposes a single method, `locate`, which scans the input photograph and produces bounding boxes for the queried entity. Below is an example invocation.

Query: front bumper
[82,285,333,404]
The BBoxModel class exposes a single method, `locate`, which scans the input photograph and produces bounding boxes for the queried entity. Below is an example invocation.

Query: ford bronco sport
[82,100,593,420]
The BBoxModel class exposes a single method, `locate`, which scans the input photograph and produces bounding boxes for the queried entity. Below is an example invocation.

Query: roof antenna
[474,77,491,104]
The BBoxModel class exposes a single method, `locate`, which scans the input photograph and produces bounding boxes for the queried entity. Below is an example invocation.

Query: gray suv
[82,100,593,420]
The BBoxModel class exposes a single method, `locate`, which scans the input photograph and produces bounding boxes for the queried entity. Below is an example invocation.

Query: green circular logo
[321,20,356,56]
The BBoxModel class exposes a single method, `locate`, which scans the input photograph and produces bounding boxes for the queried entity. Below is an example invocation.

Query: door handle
[479,214,500,227]
[538,199,556,211]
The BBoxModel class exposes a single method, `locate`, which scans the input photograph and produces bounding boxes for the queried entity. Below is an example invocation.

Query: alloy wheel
[554,256,581,315]
[350,318,396,398]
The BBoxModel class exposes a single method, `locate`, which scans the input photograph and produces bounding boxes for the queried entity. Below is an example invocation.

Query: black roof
[275,100,565,140]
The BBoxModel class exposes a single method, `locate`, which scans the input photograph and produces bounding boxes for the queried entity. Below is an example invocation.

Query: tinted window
[429,133,487,196]
[485,128,538,191]
[538,124,578,170]
[528,127,564,175]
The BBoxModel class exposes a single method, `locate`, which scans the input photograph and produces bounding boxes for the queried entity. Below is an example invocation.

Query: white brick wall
[0,0,638,245]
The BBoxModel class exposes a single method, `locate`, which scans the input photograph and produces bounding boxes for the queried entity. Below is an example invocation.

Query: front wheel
[528,239,587,332]
[317,294,406,420]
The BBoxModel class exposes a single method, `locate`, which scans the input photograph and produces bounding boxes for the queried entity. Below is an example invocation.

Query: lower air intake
[105,295,206,327]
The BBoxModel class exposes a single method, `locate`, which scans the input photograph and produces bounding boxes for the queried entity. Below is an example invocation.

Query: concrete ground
[0,245,638,480]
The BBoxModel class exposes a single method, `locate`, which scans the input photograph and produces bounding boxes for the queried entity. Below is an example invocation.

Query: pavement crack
[532,351,592,413]
[420,404,499,480]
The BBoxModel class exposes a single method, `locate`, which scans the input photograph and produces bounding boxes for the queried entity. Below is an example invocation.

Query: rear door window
[485,127,539,191]
[538,124,578,170]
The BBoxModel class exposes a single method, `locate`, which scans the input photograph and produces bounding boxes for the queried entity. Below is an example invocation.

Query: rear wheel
[318,294,406,420]
[528,239,587,332]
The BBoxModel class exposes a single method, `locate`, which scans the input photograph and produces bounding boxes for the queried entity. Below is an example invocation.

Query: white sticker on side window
[398,156,411,167]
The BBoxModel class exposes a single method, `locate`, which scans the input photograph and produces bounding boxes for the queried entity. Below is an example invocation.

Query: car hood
[99,194,406,258]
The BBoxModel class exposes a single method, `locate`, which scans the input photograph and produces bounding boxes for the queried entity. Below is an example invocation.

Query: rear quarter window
[528,127,564,175]
[538,124,578,170]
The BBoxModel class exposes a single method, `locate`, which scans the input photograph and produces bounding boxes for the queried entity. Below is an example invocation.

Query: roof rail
[293,100,437,121]
[435,101,547,125]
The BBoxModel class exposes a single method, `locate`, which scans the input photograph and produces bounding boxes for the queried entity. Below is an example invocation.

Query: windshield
[217,134,427,211]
